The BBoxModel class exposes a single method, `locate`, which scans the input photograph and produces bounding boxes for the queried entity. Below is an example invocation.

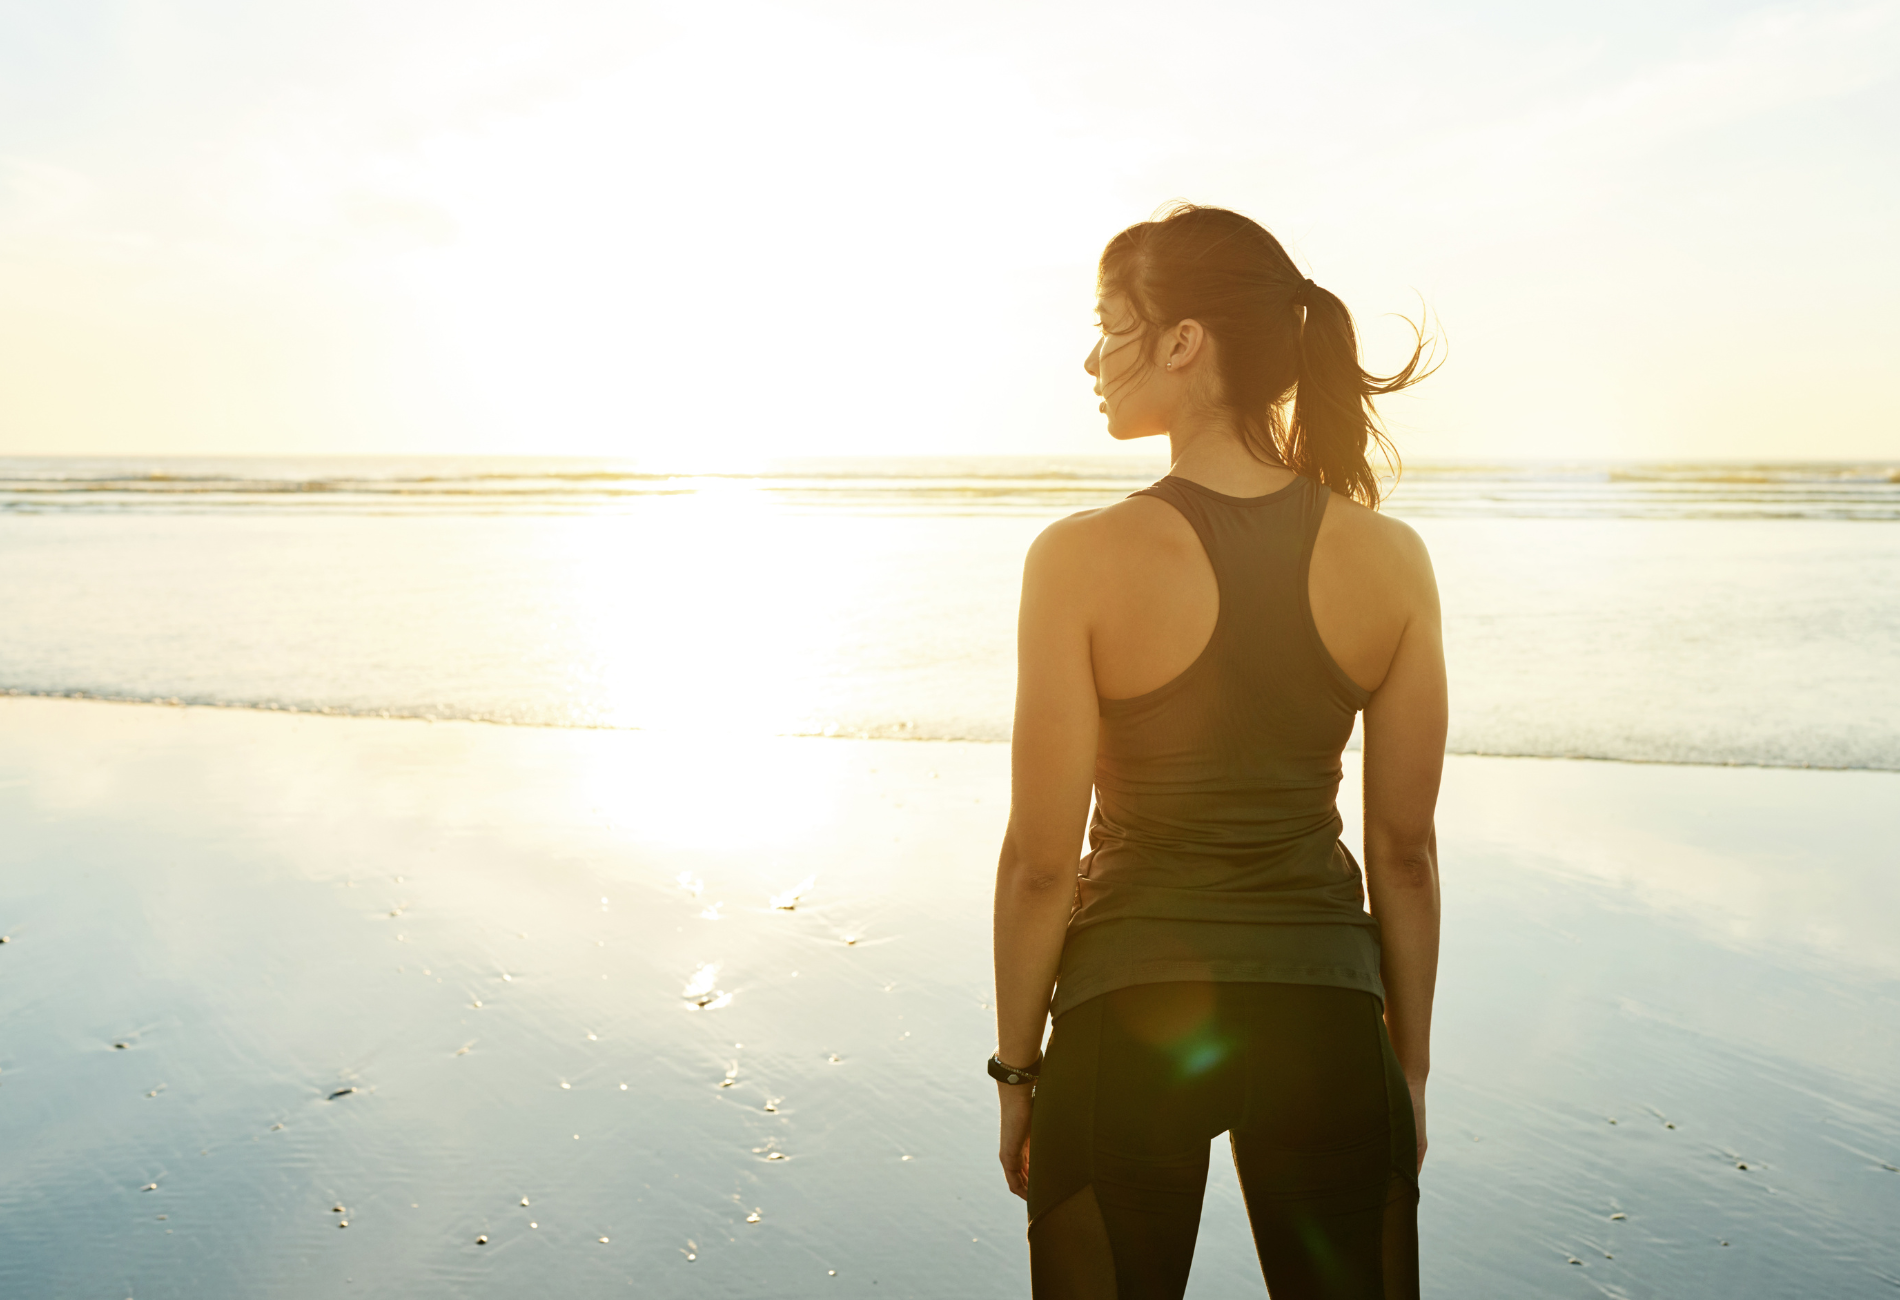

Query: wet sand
[0,697,1895,1297]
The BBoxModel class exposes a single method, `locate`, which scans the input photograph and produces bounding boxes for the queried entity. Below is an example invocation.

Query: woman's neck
[1164,413,1292,497]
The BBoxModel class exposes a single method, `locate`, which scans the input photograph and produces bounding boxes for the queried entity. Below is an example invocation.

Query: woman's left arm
[994,518,1101,1200]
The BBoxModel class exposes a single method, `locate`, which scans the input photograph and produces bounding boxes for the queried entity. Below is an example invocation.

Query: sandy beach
[1,696,1895,1298]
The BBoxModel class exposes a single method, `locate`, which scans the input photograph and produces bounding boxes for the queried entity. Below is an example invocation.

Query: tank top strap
[1293,479,1374,709]
[1295,475,1330,579]
[1126,477,1221,557]
[1129,474,1313,645]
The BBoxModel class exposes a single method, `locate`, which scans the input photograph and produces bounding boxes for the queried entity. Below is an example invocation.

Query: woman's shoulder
[1316,487,1437,603]
[1027,494,1195,572]
[1324,487,1430,559]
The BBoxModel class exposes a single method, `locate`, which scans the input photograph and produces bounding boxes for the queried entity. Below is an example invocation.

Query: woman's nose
[1083,342,1100,377]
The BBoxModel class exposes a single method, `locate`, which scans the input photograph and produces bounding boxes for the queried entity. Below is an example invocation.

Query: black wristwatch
[987,1053,1041,1086]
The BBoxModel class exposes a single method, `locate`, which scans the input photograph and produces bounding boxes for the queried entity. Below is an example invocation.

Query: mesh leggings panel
[1029,1186,1119,1300]
[1027,982,1419,1300]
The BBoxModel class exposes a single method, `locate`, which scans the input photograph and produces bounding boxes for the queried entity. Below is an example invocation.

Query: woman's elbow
[1374,850,1438,892]
[999,861,1075,898]
[996,839,1078,899]
[1364,829,1438,892]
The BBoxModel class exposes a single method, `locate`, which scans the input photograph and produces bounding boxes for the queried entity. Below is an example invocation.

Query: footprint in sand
[770,876,816,910]
[682,963,732,1009]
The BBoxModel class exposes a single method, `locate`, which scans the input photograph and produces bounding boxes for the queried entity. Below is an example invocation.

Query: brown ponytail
[1098,203,1435,508]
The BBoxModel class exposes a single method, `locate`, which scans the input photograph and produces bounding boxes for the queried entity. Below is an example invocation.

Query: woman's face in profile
[1085,293,1168,442]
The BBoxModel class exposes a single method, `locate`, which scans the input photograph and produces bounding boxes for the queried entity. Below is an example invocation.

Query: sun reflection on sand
[575,731,839,852]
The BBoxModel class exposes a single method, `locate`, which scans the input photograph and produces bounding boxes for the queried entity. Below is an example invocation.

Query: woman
[991,204,1445,1300]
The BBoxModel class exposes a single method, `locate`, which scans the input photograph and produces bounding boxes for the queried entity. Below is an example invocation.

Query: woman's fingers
[999,1105,1033,1199]
[1008,1135,1031,1198]
[998,1083,1036,1197]
[999,1146,1028,1198]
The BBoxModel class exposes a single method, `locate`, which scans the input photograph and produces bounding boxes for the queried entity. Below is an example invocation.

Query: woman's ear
[1168,318,1210,371]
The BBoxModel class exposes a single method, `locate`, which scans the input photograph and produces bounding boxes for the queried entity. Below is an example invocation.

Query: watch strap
[987,1053,1041,1085]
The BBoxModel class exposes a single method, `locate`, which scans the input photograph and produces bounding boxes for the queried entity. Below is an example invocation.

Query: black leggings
[1026,982,1418,1299]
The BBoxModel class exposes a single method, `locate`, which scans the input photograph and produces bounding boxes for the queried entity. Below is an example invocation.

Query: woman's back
[1036,467,1435,1017]
[1067,464,1425,707]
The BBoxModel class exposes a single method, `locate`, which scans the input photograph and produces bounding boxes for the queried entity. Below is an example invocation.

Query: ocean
[4,455,1897,769]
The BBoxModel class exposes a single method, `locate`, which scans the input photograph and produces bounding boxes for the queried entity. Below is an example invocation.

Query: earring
[1166,362,1173,369]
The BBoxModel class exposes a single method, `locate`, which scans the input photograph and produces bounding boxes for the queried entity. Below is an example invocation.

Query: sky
[1,0,1897,463]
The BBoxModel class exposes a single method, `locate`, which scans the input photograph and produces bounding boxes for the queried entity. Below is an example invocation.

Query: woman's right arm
[1360,524,1447,1174]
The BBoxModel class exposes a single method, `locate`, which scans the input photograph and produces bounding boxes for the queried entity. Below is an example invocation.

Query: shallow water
[2,460,1898,768]
[1,700,1894,1297]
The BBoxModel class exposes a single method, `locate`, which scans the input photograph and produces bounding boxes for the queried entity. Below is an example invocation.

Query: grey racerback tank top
[1050,473,1384,1019]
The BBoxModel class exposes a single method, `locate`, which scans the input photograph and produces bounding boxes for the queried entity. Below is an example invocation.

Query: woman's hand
[1409,1076,1428,1174]
[998,1083,1034,1199]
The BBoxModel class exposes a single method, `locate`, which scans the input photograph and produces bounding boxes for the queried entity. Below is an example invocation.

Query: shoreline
[2,696,1895,1297]
[1,689,1892,775]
